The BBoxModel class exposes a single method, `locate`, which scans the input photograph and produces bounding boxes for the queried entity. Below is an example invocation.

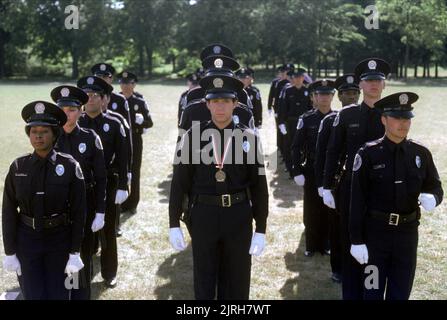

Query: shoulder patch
[95,135,103,150]
[75,162,84,180]
[318,120,324,133]
[353,153,362,172]
[333,113,340,127]
[297,118,304,130]
[120,125,126,137]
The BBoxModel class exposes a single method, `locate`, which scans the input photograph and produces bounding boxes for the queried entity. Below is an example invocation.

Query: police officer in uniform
[291,80,335,257]
[118,71,153,214]
[278,67,311,176]
[2,101,86,300]
[50,85,107,299]
[314,74,360,283]
[77,76,129,288]
[322,58,390,299]
[178,72,201,124]
[236,67,263,129]
[168,70,269,300]
[349,92,443,300]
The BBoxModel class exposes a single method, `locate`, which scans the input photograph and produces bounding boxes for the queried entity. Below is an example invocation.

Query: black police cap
[186,87,206,104]
[287,67,306,77]
[202,55,240,72]
[199,73,244,100]
[117,71,138,84]
[236,67,253,78]
[334,74,360,92]
[200,43,234,61]
[309,79,336,94]
[374,92,418,119]
[22,101,67,127]
[91,63,116,77]
[355,58,390,81]
[77,76,113,95]
[50,85,89,108]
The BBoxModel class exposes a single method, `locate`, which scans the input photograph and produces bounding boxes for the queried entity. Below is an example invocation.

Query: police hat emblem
[368,60,377,70]
[112,102,117,110]
[233,115,240,124]
[214,58,223,69]
[87,77,94,85]
[213,45,221,54]
[399,93,409,105]
[134,104,139,111]
[103,123,110,132]
[213,78,224,88]
[415,155,421,168]
[35,102,45,114]
[100,64,106,71]
[60,87,70,97]
[353,154,362,172]
[78,143,86,154]
[55,164,65,176]
[123,72,128,78]
[347,76,354,84]
[242,140,250,153]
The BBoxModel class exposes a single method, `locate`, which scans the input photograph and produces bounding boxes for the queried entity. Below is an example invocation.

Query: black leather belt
[196,191,248,208]
[19,213,69,230]
[368,210,419,226]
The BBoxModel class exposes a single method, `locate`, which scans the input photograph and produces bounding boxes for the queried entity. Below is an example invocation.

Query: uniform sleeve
[169,132,194,228]
[69,161,87,252]
[422,149,444,206]
[123,100,133,133]
[249,135,269,233]
[179,108,192,131]
[116,123,129,190]
[123,117,133,172]
[315,117,332,188]
[291,117,306,177]
[92,134,107,213]
[253,90,263,127]
[349,148,369,244]
[2,163,19,255]
[141,100,153,129]
[323,112,347,189]
[268,81,275,110]
[278,88,288,125]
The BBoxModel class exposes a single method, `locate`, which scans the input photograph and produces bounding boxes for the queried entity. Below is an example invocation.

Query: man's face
[206,98,237,124]
[29,126,55,152]
[84,92,105,114]
[360,79,385,99]
[291,75,304,87]
[62,106,82,127]
[338,89,360,106]
[120,82,134,96]
[315,92,334,108]
[382,115,411,140]
[239,77,251,88]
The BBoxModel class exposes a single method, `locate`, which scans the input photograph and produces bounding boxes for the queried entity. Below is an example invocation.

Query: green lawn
[0,79,445,299]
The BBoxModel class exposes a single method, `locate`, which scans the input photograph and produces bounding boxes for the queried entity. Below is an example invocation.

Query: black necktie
[394,144,407,210]
[31,158,48,231]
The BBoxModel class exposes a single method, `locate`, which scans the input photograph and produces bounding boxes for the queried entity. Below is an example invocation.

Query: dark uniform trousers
[362,217,419,300]
[122,132,142,211]
[328,208,342,275]
[16,224,71,300]
[190,202,253,300]
[101,174,119,281]
[337,173,364,299]
[303,166,329,252]
[284,117,299,174]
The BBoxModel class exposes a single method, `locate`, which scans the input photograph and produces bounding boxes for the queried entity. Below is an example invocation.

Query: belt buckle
[221,194,231,207]
[389,213,400,226]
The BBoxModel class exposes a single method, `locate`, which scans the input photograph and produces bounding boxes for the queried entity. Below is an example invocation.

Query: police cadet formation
[1,43,444,301]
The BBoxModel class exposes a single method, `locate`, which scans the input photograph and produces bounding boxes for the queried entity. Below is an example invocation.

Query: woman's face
[29,126,55,153]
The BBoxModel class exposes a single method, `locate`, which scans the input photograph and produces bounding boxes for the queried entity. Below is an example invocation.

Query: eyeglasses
[86,92,101,98]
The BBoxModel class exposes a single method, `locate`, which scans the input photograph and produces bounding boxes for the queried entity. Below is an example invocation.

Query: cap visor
[205,92,237,100]
[384,111,414,119]
[360,73,386,80]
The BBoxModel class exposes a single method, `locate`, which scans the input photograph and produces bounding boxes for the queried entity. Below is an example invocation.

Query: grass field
[0,79,446,300]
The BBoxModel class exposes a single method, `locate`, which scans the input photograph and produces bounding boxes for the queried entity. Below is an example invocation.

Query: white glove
[294,175,305,186]
[169,227,187,251]
[350,244,369,265]
[135,113,144,125]
[257,125,262,130]
[323,189,336,209]
[127,172,132,185]
[65,253,84,276]
[142,128,149,135]
[115,189,129,204]
[418,193,437,212]
[249,233,266,256]
[91,213,105,233]
[3,254,21,276]
[268,109,273,116]
[318,187,324,198]
[279,124,287,135]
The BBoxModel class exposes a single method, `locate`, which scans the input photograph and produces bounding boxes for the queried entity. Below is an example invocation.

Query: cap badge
[214,58,223,69]
[60,87,70,97]
[123,72,128,78]
[399,94,409,105]
[213,46,221,54]
[87,77,94,85]
[347,76,354,84]
[213,78,224,88]
[35,103,45,114]
[100,64,106,71]
[368,60,377,70]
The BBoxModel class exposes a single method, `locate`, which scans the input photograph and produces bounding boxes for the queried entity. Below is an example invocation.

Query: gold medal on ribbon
[215,169,226,182]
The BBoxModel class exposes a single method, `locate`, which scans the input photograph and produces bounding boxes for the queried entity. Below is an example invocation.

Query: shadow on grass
[157,174,172,204]
[280,231,341,300]
[154,244,194,300]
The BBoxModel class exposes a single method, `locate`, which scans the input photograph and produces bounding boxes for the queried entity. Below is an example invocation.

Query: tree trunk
[138,45,144,77]
[336,53,340,77]
[435,62,438,78]
[0,29,8,78]
[145,46,153,78]
[414,63,417,78]
[172,57,176,73]
[399,61,403,79]
[427,62,430,78]
[422,63,426,78]
[71,49,79,79]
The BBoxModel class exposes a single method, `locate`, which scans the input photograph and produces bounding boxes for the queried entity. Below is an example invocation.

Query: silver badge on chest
[55,164,65,176]
[233,115,240,124]
[103,123,110,132]
[134,104,139,111]
[112,102,118,110]
[415,155,421,168]
[78,143,86,154]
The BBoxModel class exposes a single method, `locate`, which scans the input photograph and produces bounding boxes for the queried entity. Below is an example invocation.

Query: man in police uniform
[117,71,153,215]
[314,74,360,283]
[291,80,335,258]
[322,58,390,299]
[236,67,263,129]
[77,76,129,288]
[2,101,86,300]
[349,92,443,300]
[178,72,201,125]
[168,70,269,300]
[50,85,107,299]
[278,67,312,176]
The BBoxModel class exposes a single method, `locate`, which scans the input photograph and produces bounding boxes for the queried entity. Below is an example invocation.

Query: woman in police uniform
[2,101,86,300]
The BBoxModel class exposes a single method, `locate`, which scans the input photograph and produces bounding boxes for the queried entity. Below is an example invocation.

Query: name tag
[15,173,28,177]
[349,123,360,128]
[373,164,385,170]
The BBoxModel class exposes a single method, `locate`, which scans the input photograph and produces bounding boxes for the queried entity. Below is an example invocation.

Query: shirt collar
[383,135,408,153]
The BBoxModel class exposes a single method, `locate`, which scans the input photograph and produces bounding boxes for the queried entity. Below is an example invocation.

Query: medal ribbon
[211,134,233,170]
